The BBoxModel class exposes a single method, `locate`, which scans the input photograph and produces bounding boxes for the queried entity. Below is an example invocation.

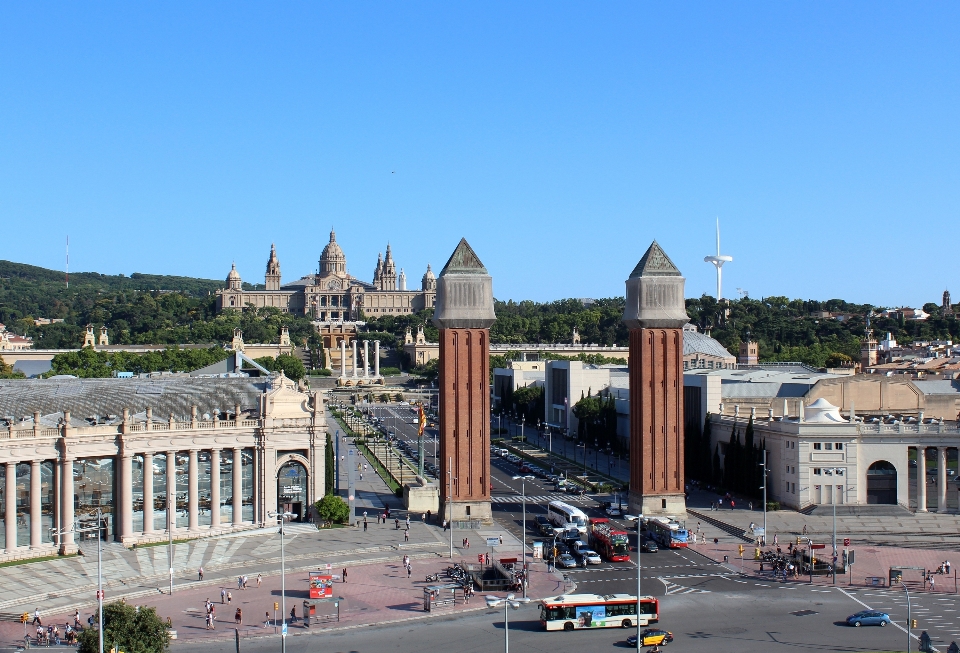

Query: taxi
[626,629,674,647]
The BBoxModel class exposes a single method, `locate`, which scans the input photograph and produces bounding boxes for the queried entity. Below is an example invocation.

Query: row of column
[338,340,380,378]
[3,461,45,552]
[118,448,250,541]
[915,446,953,513]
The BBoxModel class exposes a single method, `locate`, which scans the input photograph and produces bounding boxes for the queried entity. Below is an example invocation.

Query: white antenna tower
[704,218,732,299]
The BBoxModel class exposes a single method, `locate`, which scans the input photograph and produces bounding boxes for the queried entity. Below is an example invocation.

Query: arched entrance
[866,460,897,505]
[277,461,308,522]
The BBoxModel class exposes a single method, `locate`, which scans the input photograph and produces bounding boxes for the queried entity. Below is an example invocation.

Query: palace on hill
[216,229,437,320]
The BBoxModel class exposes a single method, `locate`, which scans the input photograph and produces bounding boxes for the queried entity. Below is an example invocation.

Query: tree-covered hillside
[2,259,957,368]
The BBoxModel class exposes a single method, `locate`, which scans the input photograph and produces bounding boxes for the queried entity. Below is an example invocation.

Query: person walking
[235,608,242,625]
[289,605,297,624]
[404,528,409,542]
[395,518,400,530]
[363,518,368,531]
[256,573,262,588]
[946,560,952,575]
[406,563,412,579]
[227,591,232,605]
[929,575,936,592]
[263,612,270,628]
[198,566,204,581]
[221,588,227,603]
[342,567,348,583]
[74,610,81,630]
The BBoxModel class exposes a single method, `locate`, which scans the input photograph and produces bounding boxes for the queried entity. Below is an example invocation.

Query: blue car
[846,610,890,627]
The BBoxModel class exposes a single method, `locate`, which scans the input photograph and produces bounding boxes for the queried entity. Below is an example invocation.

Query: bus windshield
[574,516,586,527]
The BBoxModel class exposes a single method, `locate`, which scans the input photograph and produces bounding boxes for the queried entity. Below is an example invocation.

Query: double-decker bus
[539,593,659,631]
[647,517,688,548]
[589,518,630,562]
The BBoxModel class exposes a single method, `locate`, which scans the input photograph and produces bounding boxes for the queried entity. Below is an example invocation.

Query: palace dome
[320,229,347,276]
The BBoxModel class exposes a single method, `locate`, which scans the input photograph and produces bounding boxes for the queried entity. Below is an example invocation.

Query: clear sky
[2,3,958,307]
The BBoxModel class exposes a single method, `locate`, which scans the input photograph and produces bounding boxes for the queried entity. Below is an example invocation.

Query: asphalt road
[173,585,915,653]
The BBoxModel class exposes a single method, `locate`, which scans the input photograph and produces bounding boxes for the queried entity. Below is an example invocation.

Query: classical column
[363,340,370,378]
[119,453,133,540]
[232,447,243,525]
[340,340,347,378]
[6,462,17,551]
[210,449,221,529]
[60,457,74,552]
[351,340,358,378]
[374,340,380,377]
[938,446,948,513]
[30,460,42,548]
[142,453,154,534]
[622,241,688,517]
[166,451,177,533]
[434,238,496,524]
[188,450,199,531]
[917,446,928,512]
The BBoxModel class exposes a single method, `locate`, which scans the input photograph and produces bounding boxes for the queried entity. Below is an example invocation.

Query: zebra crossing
[491,494,592,505]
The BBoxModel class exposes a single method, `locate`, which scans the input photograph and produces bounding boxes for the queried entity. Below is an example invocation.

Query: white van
[547,500,588,534]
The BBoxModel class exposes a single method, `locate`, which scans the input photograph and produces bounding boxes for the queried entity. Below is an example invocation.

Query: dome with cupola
[319,229,347,276]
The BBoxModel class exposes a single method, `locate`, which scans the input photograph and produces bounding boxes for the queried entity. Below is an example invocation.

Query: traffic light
[912,619,918,628]
[274,602,280,611]
[20,613,28,624]
[738,544,744,556]
[812,556,816,564]
[797,536,801,546]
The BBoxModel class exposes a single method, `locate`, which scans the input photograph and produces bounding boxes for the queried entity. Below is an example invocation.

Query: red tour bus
[589,518,630,562]
[540,593,659,631]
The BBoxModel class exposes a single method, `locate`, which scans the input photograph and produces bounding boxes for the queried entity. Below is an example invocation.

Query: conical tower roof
[439,238,488,275]
[629,241,681,278]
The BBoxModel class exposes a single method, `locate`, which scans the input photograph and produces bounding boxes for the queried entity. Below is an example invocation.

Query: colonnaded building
[0,373,325,562]
[216,229,437,320]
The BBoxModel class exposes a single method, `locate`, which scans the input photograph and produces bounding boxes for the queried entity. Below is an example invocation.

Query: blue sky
[2,3,958,306]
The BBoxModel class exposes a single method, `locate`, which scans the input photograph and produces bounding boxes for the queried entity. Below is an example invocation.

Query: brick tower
[433,238,496,524]
[622,241,689,516]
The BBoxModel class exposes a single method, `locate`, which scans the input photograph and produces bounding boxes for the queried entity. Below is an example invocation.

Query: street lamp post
[486,594,530,653]
[512,476,528,598]
[52,509,105,653]
[268,510,295,653]
[897,578,912,653]
[636,518,642,653]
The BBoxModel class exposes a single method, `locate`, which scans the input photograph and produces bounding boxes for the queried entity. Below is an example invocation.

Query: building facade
[215,231,436,320]
[0,374,325,562]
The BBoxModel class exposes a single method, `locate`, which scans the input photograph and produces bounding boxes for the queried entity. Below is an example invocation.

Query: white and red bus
[647,517,689,549]
[589,518,630,562]
[539,593,659,631]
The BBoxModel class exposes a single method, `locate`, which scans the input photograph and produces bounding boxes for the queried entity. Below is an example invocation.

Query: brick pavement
[0,545,566,647]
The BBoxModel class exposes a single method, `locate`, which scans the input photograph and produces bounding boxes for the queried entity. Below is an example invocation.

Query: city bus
[547,501,588,534]
[539,594,659,631]
[647,517,688,549]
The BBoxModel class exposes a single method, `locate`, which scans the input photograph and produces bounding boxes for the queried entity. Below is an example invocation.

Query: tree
[314,493,349,524]
[325,432,335,496]
[274,354,305,381]
[0,358,25,379]
[77,601,170,653]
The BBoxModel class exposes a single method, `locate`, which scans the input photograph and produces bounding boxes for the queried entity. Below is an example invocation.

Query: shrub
[77,601,170,653]
[315,494,350,524]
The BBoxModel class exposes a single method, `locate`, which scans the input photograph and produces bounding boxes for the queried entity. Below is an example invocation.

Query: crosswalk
[491,494,593,505]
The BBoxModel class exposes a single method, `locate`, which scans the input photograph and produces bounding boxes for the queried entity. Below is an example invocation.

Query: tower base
[440,499,493,525]
[629,491,687,518]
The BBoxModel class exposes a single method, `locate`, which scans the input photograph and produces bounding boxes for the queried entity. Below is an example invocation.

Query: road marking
[836,587,927,648]
[659,579,710,595]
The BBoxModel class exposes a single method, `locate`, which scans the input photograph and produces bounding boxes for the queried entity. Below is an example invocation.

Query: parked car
[846,611,890,627]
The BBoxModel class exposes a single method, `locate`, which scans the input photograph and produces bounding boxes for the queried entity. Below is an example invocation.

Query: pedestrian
[421,513,426,523]
[256,573,262,588]
[485,553,490,565]
[718,498,723,508]
[404,529,409,542]
[227,591,232,605]
[342,567,348,583]
[363,518,368,531]
[235,608,242,625]
[774,534,778,546]
[499,535,503,545]
[929,575,936,592]
[238,576,243,589]
[205,613,212,630]
[427,509,432,523]
[802,524,808,536]
[407,564,412,579]
[74,610,81,629]
[946,560,952,575]
[466,537,470,549]
[462,537,466,548]
[33,608,42,626]
[221,588,227,604]
[748,501,753,511]
[199,566,204,581]
[243,575,248,589]
[264,612,270,628]
[289,606,297,624]
[442,519,448,531]
[395,518,400,530]
[406,516,411,528]
[730,499,735,510]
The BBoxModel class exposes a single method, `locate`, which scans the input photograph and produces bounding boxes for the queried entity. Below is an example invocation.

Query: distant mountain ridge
[0,259,231,295]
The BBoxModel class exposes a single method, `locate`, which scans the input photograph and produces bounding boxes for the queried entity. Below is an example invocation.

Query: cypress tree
[325,432,335,496]
[713,444,722,486]
[700,414,713,483]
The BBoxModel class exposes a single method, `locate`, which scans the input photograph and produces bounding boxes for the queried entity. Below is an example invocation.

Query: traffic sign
[843,538,850,547]
[486,537,500,547]
[325,563,332,570]
[281,623,287,636]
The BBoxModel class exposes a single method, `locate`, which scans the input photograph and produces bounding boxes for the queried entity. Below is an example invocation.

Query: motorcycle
[425,573,440,582]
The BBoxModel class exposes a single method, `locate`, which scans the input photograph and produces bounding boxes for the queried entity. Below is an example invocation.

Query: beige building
[0,373,326,562]
[215,231,437,320]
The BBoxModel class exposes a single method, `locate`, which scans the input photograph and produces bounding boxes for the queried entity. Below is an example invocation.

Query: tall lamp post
[52,509,105,653]
[896,578,912,653]
[635,516,642,653]
[511,476,528,598]
[486,593,530,653]
[823,467,845,584]
[268,510,295,653]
